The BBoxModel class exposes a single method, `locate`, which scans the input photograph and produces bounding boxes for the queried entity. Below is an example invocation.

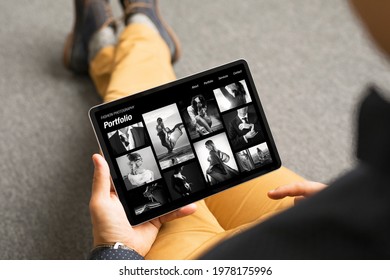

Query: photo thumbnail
[116,146,162,190]
[222,104,265,151]
[213,80,252,112]
[235,149,255,172]
[178,91,223,140]
[142,103,195,170]
[131,182,171,216]
[193,133,239,186]
[248,142,273,168]
[107,122,148,156]
[163,161,207,200]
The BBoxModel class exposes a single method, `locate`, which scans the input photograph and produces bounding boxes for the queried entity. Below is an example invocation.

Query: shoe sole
[63,1,89,75]
[63,32,74,71]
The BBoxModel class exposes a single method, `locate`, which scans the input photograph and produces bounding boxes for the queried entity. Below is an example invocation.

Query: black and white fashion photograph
[193,133,239,186]
[178,91,223,140]
[116,146,162,190]
[129,182,171,216]
[222,104,265,151]
[142,103,195,169]
[248,142,272,168]
[235,149,255,172]
[213,80,252,112]
[107,122,148,156]
[163,161,207,200]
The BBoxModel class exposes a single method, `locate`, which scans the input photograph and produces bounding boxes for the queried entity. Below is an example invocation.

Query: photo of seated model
[205,140,239,185]
[225,105,265,151]
[187,95,213,136]
[108,123,147,156]
[156,118,184,153]
[171,166,192,197]
[126,152,154,187]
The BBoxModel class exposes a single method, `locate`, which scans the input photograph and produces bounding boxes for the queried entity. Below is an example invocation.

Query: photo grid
[111,78,274,216]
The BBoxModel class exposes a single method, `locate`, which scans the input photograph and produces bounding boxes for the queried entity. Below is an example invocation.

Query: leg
[103,23,176,102]
[146,200,227,260]
[195,115,212,132]
[205,167,305,230]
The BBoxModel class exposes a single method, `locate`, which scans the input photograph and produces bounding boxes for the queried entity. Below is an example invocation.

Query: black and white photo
[178,91,223,139]
[248,142,272,168]
[222,104,265,151]
[163,161,207,200]
[116,146,161,190]
[129,182,171,216]
[142,103,195,169]
[193,133,239,186]
[213,80,251,112]
[107,122,148,156]
[235,149,255,172]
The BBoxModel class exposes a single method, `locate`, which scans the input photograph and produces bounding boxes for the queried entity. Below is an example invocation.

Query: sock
[88,26,117,62]
[127,13,158,34]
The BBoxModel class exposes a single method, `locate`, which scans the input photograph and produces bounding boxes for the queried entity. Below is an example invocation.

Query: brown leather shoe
[120,0,181,63]
[64,0,116,74]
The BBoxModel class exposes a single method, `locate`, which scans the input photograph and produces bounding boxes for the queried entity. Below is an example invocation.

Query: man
[227,106,265,151]
[109,124,147,156]
[74,0,389,260]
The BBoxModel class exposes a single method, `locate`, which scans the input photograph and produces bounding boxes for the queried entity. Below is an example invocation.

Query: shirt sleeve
[89,246,144,260]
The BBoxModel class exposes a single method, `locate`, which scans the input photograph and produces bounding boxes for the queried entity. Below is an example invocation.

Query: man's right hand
[244,130,258,139]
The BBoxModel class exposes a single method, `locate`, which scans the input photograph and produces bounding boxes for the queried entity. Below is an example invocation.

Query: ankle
[88,26,117,61]
[127,13,158,34]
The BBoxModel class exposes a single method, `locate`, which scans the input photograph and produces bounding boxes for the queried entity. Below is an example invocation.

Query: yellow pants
[90,24,304,259]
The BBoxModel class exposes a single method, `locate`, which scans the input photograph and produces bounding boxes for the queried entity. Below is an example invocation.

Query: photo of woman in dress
[187,95,213,136]
[143,103,195,170]
[156,117,184,153]
[193,132,239,186]
[204,140,239,185]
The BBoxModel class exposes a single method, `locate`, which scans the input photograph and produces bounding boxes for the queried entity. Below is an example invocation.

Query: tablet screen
[89,60,281,225]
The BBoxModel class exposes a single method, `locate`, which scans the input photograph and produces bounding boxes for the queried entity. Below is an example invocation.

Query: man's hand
[89,154,197,257]
[267,181,327,205]
[244,129,258,139]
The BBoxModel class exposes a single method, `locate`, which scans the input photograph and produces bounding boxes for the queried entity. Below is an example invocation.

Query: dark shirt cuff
[89,246,144,260]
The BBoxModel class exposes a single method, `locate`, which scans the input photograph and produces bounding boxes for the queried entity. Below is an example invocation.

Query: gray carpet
[1,0,390,259]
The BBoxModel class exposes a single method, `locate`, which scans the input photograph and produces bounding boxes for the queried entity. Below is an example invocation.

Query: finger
[268,181,326,200]
[158,203,197,224]
[268,182,312,199]
[91,154,111,200]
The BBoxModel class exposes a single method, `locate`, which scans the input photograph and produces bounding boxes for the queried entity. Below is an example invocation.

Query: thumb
[91,154,111,200]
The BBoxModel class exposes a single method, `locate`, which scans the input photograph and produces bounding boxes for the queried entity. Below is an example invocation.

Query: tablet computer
[89,59,281,225]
